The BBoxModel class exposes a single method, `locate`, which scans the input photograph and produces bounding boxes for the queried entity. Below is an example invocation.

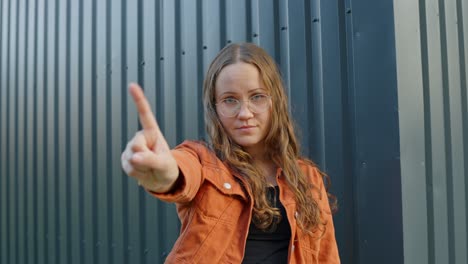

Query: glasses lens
[249,94,270,113]
[218,99,240,117]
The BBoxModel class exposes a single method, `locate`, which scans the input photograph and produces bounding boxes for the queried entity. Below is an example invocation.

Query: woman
[121,43,340,263]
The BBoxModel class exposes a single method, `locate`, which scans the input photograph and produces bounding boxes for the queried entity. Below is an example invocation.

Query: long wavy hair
[203,42,336,232]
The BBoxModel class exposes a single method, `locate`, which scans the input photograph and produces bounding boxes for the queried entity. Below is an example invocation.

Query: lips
[236,125,257,133]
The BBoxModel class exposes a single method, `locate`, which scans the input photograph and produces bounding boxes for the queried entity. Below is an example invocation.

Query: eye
[222,97,238,105]
[250,94,268,102]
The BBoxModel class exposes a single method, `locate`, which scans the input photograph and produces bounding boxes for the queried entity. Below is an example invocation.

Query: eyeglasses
[215,94,272,117]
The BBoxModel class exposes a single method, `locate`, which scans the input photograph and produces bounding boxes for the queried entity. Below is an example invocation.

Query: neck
[244,145,278,185]
[252,158,278,186]
[244,146,266,160]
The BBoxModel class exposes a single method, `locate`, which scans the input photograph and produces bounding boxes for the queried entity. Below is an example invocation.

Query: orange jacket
[152,141,340,263]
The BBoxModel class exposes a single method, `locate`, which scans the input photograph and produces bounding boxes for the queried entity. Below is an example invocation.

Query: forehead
[215,62,266,96]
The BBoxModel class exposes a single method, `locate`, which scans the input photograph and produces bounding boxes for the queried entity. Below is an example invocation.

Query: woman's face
[215,62,272,157]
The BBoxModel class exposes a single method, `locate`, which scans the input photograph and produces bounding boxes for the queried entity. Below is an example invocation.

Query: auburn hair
[203,42,336,232]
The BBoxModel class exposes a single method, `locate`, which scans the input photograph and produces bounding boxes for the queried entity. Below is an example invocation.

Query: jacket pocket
[194,182,245,224]
[169,208,237,263]
[172,179,247,263]
[191,166,246,221]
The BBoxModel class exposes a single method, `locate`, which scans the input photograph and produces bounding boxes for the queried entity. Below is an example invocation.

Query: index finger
[129,83,159,130]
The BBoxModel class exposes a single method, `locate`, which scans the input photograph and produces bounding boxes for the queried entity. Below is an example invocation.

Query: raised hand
[121,83,179,193]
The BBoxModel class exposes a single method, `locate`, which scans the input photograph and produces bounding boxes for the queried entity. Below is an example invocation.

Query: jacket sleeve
[148,141,204,204]
[315,167,341,263]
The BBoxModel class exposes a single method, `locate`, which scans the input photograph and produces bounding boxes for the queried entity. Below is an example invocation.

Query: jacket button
[223,182,232,189]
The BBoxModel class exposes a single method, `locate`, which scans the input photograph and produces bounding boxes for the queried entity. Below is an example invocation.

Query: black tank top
[242,186,291,263]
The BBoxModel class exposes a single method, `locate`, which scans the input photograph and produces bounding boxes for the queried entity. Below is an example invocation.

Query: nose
[237,101,254,119]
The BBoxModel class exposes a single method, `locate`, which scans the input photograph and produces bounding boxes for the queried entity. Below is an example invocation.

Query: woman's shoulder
[297,159,322,181]
[173,140,223,167]
[174,139,211,152]
[296,159,334,212]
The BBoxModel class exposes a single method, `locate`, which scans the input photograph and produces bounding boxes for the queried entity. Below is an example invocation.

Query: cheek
[218,116,234,136]
[218,115,228,128]
[214,108,227,126]
[262,109,273,127]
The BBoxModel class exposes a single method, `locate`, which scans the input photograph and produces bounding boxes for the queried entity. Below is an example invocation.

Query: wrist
[144,162,180,193]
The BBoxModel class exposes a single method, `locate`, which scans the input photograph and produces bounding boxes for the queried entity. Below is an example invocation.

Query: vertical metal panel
[57,0,69,262]
[95,0,108,261]
[308,0,325,164]
[17,0,27,262]
[180,0,202,140]
[36,1,46,263]
[161,0,177,146]
[395,0,468,263]
[109,0,125,262]
[202,0,221,83]
[285,0,310,153]
[53,0,61,261]
[141,0,158,262]
[82,0,94,260]
[251,0,276,55]
[347,0,403,263]
[28,1,39,262]
[46,0,57,262]
[0,1,5,262]
[124,0,142,262]
[226,0,249,43]
[0,0,6,260]
[160,1,180,260]
[313,1,352,262]
[426,0,451,262]
[445,1,468,263]
[278,0,291,94]
[7,0,14,260]
[24,0,34,263]
[69,0,81,262]
[463,0,468,261]
[9,0,18,262]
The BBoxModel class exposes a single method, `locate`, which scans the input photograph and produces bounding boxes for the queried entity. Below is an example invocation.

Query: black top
[243,186,291,264]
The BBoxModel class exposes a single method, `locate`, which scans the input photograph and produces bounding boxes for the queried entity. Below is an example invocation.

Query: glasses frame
[215,94,272,117]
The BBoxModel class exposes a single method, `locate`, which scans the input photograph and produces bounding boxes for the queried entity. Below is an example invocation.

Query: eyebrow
[218,88,267,97]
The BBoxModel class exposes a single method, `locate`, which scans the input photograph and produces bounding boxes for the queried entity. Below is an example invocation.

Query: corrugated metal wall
[394,0,468,263]
[0,0,356,263]
[3,0,464,263]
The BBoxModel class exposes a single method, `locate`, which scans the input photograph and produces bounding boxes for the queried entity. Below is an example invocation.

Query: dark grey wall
[2,0,464,263]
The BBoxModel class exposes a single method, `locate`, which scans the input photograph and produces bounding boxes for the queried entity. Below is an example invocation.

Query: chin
[237,142,259,148]
[233,138,265,151]
[232,137,257,146]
